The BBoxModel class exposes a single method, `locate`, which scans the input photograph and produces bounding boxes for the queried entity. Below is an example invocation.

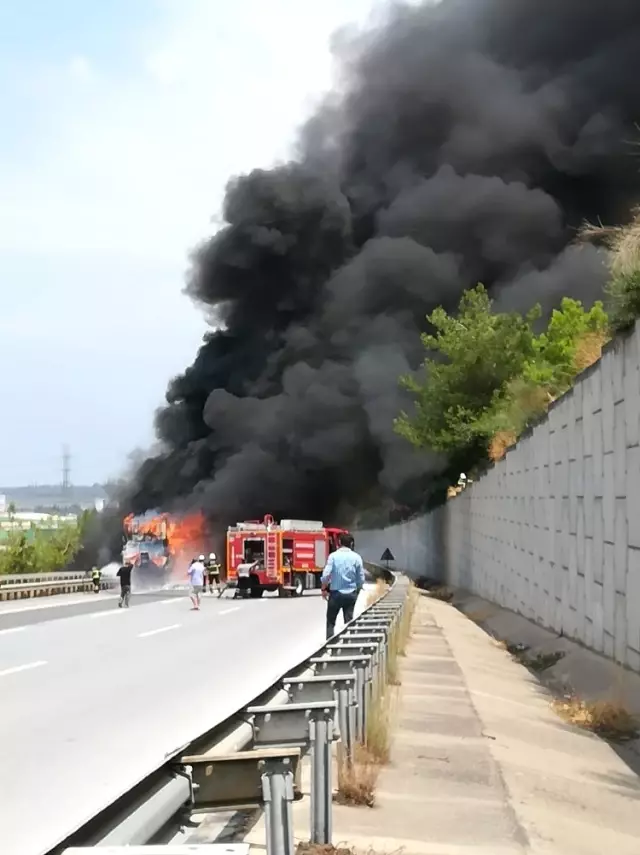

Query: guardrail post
[259,756,295,855]
[337,682,354,768]
[354,660,368,743]
[309,707,334,845]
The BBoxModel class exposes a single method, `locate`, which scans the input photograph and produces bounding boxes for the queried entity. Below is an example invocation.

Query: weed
[296,845,355,855]
[526,651,565,672]
[385,584,419,685]
[366,681,396,764]
[429,585,454,602]
[366,578,389,607]
[296,845,403,855]
[464,606,495,623]
[296,844,355,855]
[552,696,639,743]
[493,639,529,658]
[335,744,379,807]
[495,640,564,673]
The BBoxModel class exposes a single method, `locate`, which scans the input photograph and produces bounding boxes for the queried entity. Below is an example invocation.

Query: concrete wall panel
[356,323,640,673]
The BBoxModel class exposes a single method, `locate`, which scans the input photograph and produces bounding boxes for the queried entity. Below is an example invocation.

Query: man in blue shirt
[321,533,365,638]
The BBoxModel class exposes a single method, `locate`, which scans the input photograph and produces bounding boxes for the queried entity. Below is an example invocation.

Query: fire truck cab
[225,514,352,598]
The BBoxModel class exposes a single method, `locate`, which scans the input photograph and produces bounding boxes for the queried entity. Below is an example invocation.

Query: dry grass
[366,680,397,764]
[428,585,454,602]
[366,578,389,607]
[579,207,640,278]
[552,696,639,743]
[464,606,495,623]
[387,632,401,687]
[526,651,565,672]
[386,584,419,685]
[335,686,395,807]
[573,330,608,372]
[296,845,402,855]
[488,429,517,462]
[336,744,380,807]
[296,844,355,855]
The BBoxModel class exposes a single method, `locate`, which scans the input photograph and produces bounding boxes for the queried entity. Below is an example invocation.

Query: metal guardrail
[0,571,89,587]
[54,569,408,855]
[0,571,116,600]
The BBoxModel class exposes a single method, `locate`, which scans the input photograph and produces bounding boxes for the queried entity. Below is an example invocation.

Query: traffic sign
[380,547,395,563]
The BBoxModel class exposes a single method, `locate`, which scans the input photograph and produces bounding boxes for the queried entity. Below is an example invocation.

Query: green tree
[0,521,83,575]
[525,297,609,395]
[395,285,539,453]
[396,288,610,463]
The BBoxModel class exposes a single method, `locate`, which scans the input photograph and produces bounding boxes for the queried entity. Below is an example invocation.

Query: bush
[396,285,609,464]
[0,520,84,575]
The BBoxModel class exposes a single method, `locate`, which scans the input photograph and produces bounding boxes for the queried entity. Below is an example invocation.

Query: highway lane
[0,587,369,855]
[0,588,195,630]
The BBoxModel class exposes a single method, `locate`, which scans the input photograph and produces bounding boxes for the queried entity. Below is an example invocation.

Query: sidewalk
[246,592,640,854]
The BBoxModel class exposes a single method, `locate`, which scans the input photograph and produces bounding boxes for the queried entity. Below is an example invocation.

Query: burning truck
[122,511,209,583]
[122,510,352,597]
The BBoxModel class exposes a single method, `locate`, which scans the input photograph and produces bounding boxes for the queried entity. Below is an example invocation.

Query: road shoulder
[427,596,640,855]
[245,593,640,854]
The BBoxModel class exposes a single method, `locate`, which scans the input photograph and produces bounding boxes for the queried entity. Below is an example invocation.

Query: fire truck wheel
[250,586,264,599]
[292,574,305,597]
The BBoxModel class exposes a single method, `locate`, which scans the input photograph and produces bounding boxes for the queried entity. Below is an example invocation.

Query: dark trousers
[326,590,358,639]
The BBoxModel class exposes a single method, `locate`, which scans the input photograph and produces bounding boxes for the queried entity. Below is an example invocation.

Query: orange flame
[124,512,209,580]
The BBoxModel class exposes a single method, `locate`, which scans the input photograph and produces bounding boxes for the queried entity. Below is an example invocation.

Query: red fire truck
[225,514,353,598]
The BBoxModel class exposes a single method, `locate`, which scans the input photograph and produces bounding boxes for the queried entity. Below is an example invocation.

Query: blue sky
[0,0,378,485]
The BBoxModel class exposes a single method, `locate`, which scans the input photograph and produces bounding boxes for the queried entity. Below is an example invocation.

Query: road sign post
[380,548,395,571]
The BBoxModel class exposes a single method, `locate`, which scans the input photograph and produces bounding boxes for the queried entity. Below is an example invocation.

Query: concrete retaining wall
[356,509,445,581]
[357,323,640,674]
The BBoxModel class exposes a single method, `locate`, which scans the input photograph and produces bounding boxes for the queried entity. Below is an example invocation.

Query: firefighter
[91,565,102,594]
[205,552,221,594]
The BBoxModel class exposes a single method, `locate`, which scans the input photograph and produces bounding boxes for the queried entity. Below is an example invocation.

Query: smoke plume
[127,0,640,526]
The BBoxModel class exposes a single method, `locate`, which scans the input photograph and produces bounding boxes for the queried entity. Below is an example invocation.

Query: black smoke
[126,0,640,526]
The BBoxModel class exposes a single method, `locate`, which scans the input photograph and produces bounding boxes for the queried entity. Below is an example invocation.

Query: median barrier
[0,572,116,601]
[55,570,408,855]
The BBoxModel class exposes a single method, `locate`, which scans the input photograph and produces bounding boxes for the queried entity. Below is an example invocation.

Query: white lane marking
[138,623,181,639]
[0,626,27,636]
[0,660,47,678]
[90,609,124,619]
[219,607,240,615]
[0,596,112,615]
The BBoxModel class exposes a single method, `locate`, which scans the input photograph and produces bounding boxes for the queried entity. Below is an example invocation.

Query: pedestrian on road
[117,560,133,608]
[321,533,365,639]
[188,555,206,610]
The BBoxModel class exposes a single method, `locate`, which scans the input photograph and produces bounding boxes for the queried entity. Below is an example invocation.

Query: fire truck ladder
[265,531,278,579]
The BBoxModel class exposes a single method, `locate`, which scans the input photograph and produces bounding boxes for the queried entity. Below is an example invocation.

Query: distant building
[0,485,108,512]
[0,510,77,547]
[0,494,6,513]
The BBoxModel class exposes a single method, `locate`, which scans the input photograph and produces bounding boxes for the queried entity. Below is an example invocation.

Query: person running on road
[117,560,133,608]
[320,533,365,639]
[91,566,102,594]
[188,555,206,610]
[205,552,221,593]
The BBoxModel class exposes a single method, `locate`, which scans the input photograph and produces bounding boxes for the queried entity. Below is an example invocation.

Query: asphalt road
[0,586,348,855]
[0,588,186,629]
